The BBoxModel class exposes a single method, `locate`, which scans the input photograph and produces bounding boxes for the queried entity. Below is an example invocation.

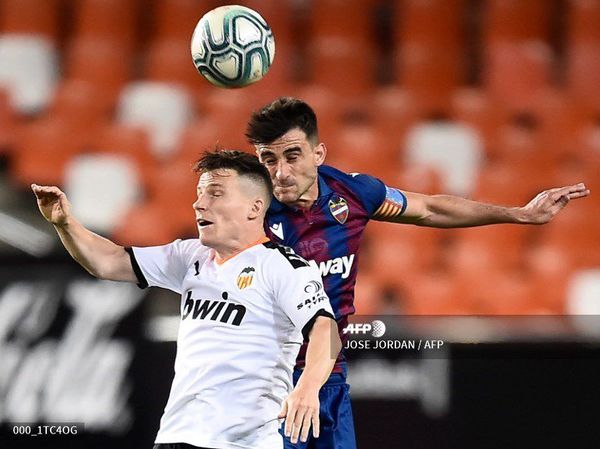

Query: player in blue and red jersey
[246,97,590,449]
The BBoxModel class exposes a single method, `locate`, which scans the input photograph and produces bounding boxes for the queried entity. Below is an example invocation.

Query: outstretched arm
[31,184,136,282]
[279,316,341,444]
[373,183,590,228]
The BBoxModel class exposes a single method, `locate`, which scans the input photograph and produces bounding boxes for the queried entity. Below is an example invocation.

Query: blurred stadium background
[0,1,599,448]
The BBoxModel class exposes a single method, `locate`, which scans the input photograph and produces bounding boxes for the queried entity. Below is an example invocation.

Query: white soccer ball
[191,5,275,88]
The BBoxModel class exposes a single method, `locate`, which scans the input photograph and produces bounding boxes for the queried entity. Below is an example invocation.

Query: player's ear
[248,197,265,220]
[314,142,327,166]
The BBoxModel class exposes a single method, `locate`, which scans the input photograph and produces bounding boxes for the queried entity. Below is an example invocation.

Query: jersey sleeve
[371,185,409,221]
[126,239,201,294]
[344,172,388,216]
[268,250,335,340]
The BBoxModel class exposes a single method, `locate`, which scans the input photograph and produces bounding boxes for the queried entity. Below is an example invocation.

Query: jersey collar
[268,167,333,213]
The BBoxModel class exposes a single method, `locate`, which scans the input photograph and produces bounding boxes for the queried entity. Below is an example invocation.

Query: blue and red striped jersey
[264,164,389,372]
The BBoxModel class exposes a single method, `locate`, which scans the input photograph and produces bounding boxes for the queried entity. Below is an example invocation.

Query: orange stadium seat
[487,119,559,172]
[525,242,577,313]
[450,88,507,144]
[367,87,423,145]
[353,270,388,316]
[391,163,443,195]
[566,43,600,107]
[11,119,86,187]
[47,80,115,128]
[403,269,470,315]
[483,41,554,111]
[146,39,207,90]
[539,200,600,269]
[394,42,464,112]
[198,88,260,150]
[112,201,181,247]
[363,220,442,293]
[445,237,518,282]
[73,0,139,51]
[396,0,465,49]
[465,270,537,315]
[309,0,375,44]
[568,121,600,177]
[147,159,199,237]
[482,0,550,43]
[243,0,296,47]
[92,123,156,189]
[172,120,223,166]
[452,225,528,270]
[307,37,377,97]
[324,121,401,177]
[151,0,214,42]
[472,162,545,206]
[65,38,132,98]
[567,0,600,44]
[0,0,60,41]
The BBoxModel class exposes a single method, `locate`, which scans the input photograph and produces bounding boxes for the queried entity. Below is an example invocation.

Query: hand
[278,384,320,444]
[31,184,71,226]
[521,183,590,224]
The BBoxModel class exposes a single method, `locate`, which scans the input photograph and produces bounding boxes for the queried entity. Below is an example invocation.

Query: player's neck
[213,231,268,264]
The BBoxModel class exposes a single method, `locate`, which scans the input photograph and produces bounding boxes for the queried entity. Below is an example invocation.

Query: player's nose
[193,195,206,211]
[275,161,291,181]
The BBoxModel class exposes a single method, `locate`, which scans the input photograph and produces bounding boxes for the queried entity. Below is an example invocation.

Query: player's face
[256,128,326,206]
[193,169,253,249]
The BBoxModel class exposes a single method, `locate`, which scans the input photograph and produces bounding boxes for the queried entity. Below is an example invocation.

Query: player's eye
[263,159,276,166]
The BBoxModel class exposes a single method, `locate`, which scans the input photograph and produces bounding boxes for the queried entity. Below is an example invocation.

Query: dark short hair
[193,149,273,200]
[246,97,318,145]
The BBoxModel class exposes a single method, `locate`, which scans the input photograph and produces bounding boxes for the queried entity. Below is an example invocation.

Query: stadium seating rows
[0,0,599,314]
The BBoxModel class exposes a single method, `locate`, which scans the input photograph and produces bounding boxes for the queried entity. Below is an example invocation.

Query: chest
[179,258,274,327]
[265,195,369,262]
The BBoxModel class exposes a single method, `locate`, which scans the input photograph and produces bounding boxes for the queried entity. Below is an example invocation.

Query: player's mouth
[197,218,213,228]
[275,184,296,191]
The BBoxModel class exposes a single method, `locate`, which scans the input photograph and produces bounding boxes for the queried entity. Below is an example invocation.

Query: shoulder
[319,165,384,192]
[171,238,211,262]
[261,241,311,270]
[319,165,387,214]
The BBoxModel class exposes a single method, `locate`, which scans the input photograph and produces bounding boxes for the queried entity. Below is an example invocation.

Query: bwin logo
[182,291,246,326]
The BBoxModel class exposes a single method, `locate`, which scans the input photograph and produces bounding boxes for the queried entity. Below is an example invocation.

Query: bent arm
[55,219,136,281]
[280,315,341,443]
[32,184,136,282]
[298,316,341,390]
[374,183,590,228]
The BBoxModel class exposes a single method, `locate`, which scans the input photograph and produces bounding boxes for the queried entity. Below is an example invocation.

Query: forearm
[417,194,527,228]
[297,318,341,390]
[54,218,131,280]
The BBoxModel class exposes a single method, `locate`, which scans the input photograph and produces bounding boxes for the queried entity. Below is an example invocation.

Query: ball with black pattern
[191,5,275,88]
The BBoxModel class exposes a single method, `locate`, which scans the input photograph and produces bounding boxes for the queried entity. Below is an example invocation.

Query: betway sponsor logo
[309,254,355,280]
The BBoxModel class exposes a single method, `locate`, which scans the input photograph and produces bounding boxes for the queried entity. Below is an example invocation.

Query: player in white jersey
[31,150,342,449]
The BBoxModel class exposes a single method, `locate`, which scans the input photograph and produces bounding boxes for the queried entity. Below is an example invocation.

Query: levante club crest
[236,266,255,289]
[329,196,349,224]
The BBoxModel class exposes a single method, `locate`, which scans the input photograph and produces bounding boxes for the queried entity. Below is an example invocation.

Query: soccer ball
[191,5,275,88]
